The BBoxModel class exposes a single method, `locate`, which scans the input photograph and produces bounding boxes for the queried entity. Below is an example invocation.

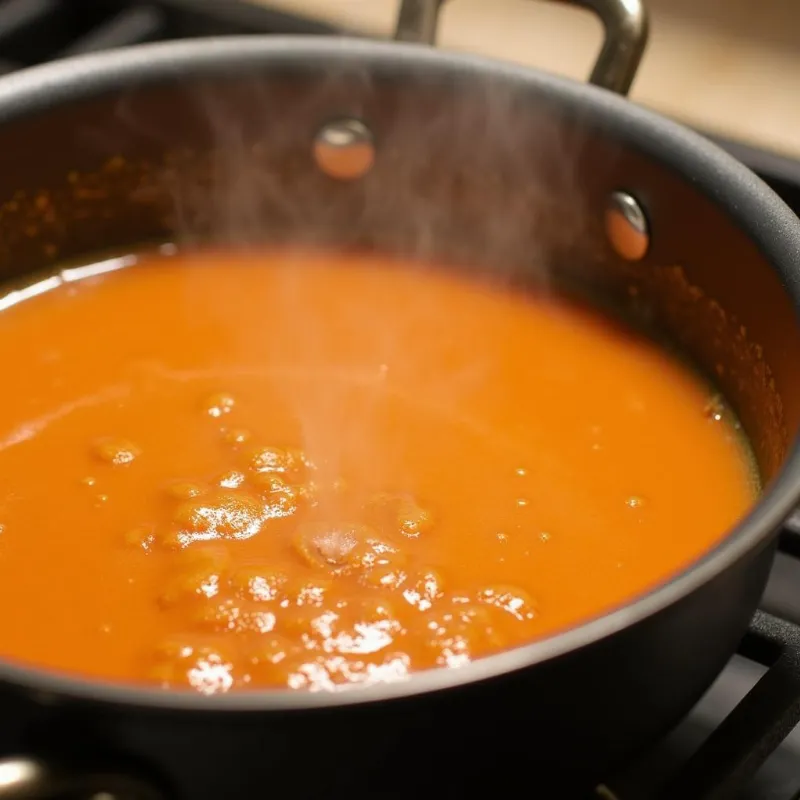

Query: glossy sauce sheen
[0,251,755,693]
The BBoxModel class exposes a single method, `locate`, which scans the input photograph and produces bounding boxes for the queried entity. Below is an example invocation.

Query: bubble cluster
[150,638,235,696]
[169,491,267,547]
[421,602,505,669]
[134,394,538,694]
[143,451,319,553]
[247,445,313,478]
[475,585,537,622]
[91,437,141,466]
[401,569,444,611]
[156,547,230,609]
[193,599,278,635]
[147,480,536,692]
[204,392,235,419]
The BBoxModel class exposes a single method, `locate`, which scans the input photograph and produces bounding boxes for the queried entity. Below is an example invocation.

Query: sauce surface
[0,250,755,692]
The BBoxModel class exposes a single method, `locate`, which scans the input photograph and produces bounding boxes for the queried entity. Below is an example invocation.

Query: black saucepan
[0,1,798,798]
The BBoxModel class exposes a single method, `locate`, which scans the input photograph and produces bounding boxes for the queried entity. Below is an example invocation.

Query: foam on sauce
[0,250,757,693]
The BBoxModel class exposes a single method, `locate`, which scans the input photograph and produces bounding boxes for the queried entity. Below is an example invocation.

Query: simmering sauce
[0,250,755,693]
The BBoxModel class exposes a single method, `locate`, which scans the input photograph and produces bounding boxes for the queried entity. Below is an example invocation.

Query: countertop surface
[253,0,800,159]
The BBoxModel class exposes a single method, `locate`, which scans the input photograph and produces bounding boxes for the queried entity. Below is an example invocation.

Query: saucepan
[0,0,798,798]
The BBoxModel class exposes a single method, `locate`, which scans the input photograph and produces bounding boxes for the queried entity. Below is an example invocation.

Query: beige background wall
[253,0,800,159]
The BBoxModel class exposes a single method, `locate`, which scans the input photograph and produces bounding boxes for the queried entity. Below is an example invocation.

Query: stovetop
[1,2,800,799]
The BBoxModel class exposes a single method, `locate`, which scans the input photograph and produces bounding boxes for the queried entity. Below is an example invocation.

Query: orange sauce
[0,250,755,693]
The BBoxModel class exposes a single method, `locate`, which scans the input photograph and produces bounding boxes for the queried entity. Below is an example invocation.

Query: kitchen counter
[252,0,800,159]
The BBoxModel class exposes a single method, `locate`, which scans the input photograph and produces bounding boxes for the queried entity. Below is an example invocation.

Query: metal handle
[394,0,649,96]
[0,757,168,800]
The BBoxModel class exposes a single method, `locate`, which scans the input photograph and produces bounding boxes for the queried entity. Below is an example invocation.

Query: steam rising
[117,61,594,498]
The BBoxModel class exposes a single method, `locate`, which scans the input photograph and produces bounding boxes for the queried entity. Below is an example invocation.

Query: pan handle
[394,0,649,96]
[0,756,168,799]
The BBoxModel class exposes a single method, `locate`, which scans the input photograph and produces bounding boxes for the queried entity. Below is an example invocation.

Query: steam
[118,60,593,501]
[140,63,592,264]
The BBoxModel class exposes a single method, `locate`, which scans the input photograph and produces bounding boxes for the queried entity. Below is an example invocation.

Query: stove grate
[601,611,800,799]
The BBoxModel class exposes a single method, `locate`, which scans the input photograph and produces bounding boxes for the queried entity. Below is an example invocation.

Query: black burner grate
[1,1,800,798]
[601,611,800,799]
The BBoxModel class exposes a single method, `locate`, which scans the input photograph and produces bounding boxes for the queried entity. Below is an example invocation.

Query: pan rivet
[313,119,375,181]
[605,191,649,261]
